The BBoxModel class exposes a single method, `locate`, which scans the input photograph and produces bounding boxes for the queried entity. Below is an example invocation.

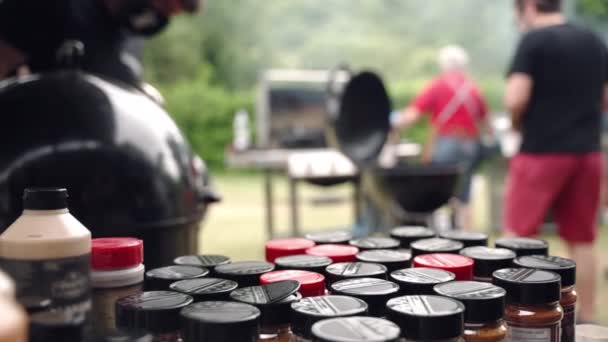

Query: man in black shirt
[505,0,608,323]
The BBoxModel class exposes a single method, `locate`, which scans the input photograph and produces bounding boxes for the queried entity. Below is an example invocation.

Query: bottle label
[0,254,91,323]
[561,304,575,342]
[508,324,560,342]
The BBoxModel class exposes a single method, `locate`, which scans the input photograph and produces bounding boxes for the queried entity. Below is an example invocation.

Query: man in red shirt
[393,45,492,229]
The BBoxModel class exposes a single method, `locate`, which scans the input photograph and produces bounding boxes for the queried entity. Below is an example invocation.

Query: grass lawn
[200,172,608,324]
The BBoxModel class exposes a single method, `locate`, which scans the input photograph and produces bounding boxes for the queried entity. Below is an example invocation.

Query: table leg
[289,177,301,237]
[264,169,274,239]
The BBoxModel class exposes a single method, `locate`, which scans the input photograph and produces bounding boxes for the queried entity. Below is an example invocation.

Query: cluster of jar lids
[112,227,576,341]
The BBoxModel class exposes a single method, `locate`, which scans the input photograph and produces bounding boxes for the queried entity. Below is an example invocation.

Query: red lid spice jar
[265,238,316,262]
[411,238,464,257]
[390,268,456,295]
[460,247,516,283]
[440,231,489,248]
[513,256,577,342]
[413,253,474,281]
[260,270,326,297]
[493,268,563,342]
[390,226,436,248]
[494,237,549,257]
[305,244,359,263]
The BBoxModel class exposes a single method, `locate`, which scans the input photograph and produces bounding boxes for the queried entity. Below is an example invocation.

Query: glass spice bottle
[325,262,388,286]
[390,226,436,249]
[356,249,411,272]
[439,231,489,248]
[330,277,400,317]
[274,255,332,274]
[413,253,474,281]
[145,266,209,291]
[173,255,231,275]
[170,278,238,302]
[305,244,359,263]
[411,238,464,257]
[459,247,516,283]
[390,267,456,295]
[260,270,326,297]
[494,237,549,257]
[349,237,400,251]
[180,301,261,342]
[265,238,316,263]
[305,231,353,245]
[311,316,401,342]
[214,261,276,287]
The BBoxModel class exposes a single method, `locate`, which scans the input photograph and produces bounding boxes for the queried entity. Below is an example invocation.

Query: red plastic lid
[92,237,144,270]
[305,244,359,263]
[413,253,474,281]
[260,270,326,297]
[265,238,316,262]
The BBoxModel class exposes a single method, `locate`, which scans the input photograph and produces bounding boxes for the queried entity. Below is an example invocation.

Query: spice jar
[266,238,316,262]
[492,268,563,342]
[291,295,369,342]
[390,226,436,248]
[91,237,145,338]
[494,237,549,257]
[386,295,465,342]
[330,277,399,317]
[411,238,464,257]
[459,247,516,283]
[305,244,359,263]
[275,255,332,273]
[173,255,231,275]
[305,231,353,245]
[214,261,275,287]
[390,267,456,295]
[115,291,193,342]
[513,255,577,342]
[349,237,400,251]
[260,270,326,297]
[440,231,489,248]
[180,301,261,342]
[356,249,411,272]
[434,281,507,342]
[311,316,401,342]
[145,266,209,291]
[325,262,388,286]
[170,278,238,302]
[413,253,474,281]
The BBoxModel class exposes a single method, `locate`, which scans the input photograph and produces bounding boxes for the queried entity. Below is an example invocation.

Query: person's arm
[505,73,533,131]
[394,106,422,130]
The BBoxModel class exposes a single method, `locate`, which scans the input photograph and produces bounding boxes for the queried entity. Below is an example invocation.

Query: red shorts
[504,153,602,243]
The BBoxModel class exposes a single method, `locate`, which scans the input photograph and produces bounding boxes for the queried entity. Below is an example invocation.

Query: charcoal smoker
[326,68,461,230]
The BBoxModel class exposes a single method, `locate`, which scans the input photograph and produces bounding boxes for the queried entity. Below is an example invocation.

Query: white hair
[438,45,470,72]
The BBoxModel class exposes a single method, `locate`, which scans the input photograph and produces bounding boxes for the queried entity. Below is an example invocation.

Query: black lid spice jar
[325,262,388,286]
[439,231,489,248]
[115,291,193,342]
[169,278,238,302]
[173,255,231,274]
[390,267,456,295]
[349,237,400,251]
[274,255,332,273]
[386,295,465,342]
[494,237,549,257]
[145,266,209,291]
[214,261,275,287]
[460,247,517,283]
[180,301,261,342]
[330,278,399,317]
[411,238,464,257]
[434,281,507,342]
[356,249,411,272]
[311,316,401,342]
[513,256,577,342]
[291,295,368,341]
[305,231,353,245]
[492,268,563,342]
[390,226,436,248]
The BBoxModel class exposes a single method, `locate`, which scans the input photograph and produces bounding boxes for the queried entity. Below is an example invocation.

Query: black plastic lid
[495,237,549,257]
[180,301,261,342]
[513,255,576,287]
[439,231,489,248]
[356,249,411,272]
[23,188,69,210]
[330,278,400,317]
[291,295,369,339]
[460,247,517,280]
[411,238,464,257]
[21,296,52,314]
[99,332,153,342]
[275,254,333,273]
[173,255,231,269]
[492,268,561,305]
[229,280,301,305]
[386,295,465,340]
[349,237,400,250]
[305,230,353,244]
[214,261,275,287]
[390,226,436,248]
[115,291,193,334]
[325,262,388,284]
[434,281,506,323]
[169,278,238,302]
[312,316,401,342]
[390,268,456,295]
[29,319,84,342]
[145,266,209,291]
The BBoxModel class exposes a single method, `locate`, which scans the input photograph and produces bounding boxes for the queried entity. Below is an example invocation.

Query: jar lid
[23,187,68,210]
[439,231,488,248]
[460,247,516,279]
[260,270,325,297]
[325,262,388,284]
[169,278,238,301]
[115,291,193,333]
[349,237,400,250]
[92,238,144,270]
[330,278,400,317]
[513,255,576,287]
[390,226,436,247]
[312,317,401,342]
[214,261,275,287]
[291,295,369,339]
[306,244,359,263]
[413,254,474,281]
[356,249,411,271]
[274,254,332,273]
[145,266,209,291]
[390,268,456,295]
[180,301,261,342]
[230,281,302,327]
[386,295,464,340]
[495,237,549,257]
[265,238,316,262]
[492,268,561,304]
[433,281,506,323]
[305,230,353,244]
[173,255,231,268]
[411,238,464,257]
